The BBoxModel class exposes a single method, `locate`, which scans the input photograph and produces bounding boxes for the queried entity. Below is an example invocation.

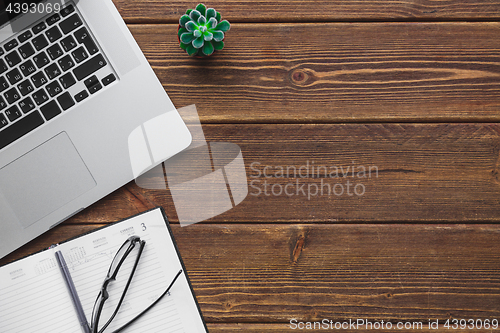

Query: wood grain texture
[3,2,499,330]
[170,223,500,322]
[129,23,500,123]
[3,224,500,322]
[62,123,500,224]
[112,0,500,23]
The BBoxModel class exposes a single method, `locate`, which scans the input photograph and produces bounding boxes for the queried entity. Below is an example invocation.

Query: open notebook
[0,208,208,333]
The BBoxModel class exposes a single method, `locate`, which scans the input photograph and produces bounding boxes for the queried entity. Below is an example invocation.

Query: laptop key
[46,26,62,42]
[5,51,21,67]
[73,54,106,80]
[0,96,7,110]
[32,22,47,34]
[46,81,62,97]
[6,68,22,85]
[4,39,18,52]
[59,72,76,89]
[0,77,9,92]
[5,105,22,122]
[46,13,61,26]
[0,113,7,129]
[18,79,34,96]
[20,60,37,76]
[84,75,101,94]
[84,75,98,89]
[4,87,20,104]
[0,59,8,74]
[57,92,75,111]
[59,14,83,34]
[44,63,61,80]
[60,35,77,52]
[88,82,102,94]
[18,31,33,43]
[47,44,64,60]
[102,73,116,86]
[40,100,61,120]
[58,55,75,71]
[19,97,35,113]
[74,90,88,102]
[33,52,50,69]
[31,72,48,88]
[19,43,35,59]
[72,46,88,63]
[33,89,49,105]
[32,34,49,51]
[74,27,98,55]
[60,4,75,17]
[0,111,44,150]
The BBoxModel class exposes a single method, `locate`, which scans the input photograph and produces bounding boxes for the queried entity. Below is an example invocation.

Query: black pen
[55,250,91,333]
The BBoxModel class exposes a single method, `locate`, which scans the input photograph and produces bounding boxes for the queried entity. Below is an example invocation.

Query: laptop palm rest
[0,132,96,228]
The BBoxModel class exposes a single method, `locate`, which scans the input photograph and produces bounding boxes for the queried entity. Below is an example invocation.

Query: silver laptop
[0,0,192,258]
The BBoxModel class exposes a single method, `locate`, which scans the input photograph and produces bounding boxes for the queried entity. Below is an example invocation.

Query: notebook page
[56,208,207,333]
[0,249,81,333]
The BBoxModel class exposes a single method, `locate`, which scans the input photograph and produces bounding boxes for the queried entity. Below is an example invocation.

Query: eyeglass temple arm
[110,269,183,333]
[97,240,145,333]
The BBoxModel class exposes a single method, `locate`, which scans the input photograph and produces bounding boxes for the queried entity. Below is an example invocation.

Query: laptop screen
[0,0,46,28]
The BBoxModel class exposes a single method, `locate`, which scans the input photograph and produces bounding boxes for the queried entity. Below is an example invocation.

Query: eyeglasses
[90,236,183,333]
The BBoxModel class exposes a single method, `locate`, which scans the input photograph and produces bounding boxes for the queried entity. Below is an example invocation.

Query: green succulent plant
[178,3,230,57]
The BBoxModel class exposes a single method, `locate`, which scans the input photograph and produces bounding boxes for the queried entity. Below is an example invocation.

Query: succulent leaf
[193,30,202,38]
[186,9,192,15]
[216,12,221,22]
[192,36,204,49]
[202,41,214,56]
[179,14,190,28]
[213,40,224,50]
[198,15,206,25]
[185,21,197,32]
[206,8,216,20]
[195,3,206,16]
[216,20,230,32]
[189,9,201,22]
[180,32,196,44]
[212,30,224,42]
[178,27,188,37]
[204,31,213,41]
[207,17,217,29]
[186,43,198,56]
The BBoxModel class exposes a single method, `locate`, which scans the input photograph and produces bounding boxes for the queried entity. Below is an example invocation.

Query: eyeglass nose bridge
[101,278,114,301]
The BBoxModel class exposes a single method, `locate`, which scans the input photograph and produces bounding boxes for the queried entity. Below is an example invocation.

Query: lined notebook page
[57,209,207,333]
[0,208,207,333]
[0,249,81,332]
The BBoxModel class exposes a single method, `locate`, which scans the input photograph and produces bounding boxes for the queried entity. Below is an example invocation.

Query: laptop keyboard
[0,4,117,150]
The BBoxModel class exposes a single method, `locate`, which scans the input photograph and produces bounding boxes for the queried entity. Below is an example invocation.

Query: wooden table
[2,1,500,332]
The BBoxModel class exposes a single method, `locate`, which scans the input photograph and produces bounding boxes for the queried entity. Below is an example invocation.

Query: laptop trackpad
[0,132,96,228]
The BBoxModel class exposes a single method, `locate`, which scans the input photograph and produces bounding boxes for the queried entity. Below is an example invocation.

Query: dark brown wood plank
[129,23,500,123]
[66,123,500,223]
[170,223,500,322]
[5,224,498,322]
[113,0,500,23]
